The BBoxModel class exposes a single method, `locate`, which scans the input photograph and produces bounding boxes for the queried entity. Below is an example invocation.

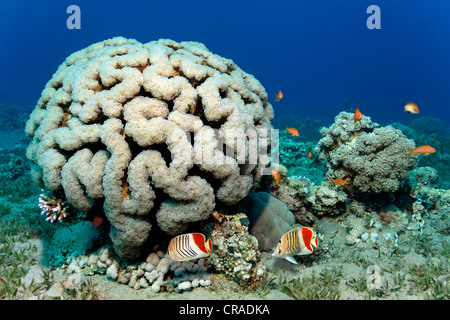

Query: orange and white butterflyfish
[353,108,363,123]
[285,126,299,137]
[409,145,436,156]
[404,102,419,115]
[275,90,283,102]
[272,227,319,264]
[166,233,213,261]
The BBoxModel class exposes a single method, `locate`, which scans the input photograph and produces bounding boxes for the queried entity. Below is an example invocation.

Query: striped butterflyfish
[272,227,319,264]
[166,233,213,261]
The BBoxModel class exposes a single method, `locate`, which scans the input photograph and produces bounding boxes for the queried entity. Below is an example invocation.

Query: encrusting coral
[316,111,417,193]
[208,211,266,288]
[25,37,274,260]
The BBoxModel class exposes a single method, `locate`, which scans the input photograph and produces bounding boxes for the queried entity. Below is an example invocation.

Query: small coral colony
[26,37,439,293]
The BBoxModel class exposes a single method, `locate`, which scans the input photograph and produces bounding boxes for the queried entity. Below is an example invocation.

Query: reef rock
[408,116,445,136]
[240,192,296,251]
[308,184,348,216]
[208,211,266,287]
[25,37,274,259]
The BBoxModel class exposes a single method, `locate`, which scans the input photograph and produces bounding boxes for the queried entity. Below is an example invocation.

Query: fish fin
[206,238,213,253]
[424,153,429,156]
[285,256,298,264]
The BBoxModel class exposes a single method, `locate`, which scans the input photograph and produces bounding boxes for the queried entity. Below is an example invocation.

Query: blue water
[0,0,449,128]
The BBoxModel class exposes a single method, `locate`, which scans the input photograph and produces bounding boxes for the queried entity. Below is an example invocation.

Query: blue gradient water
[0,0,449,128]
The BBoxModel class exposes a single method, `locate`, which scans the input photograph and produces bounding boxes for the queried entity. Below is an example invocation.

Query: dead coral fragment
[208,211,266,288]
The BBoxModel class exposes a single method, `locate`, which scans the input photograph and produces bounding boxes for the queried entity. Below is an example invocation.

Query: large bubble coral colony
[25,37,274,261]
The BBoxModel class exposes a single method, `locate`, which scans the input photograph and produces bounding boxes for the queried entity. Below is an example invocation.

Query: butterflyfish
[166,233,213,261]
[272,227,319,264]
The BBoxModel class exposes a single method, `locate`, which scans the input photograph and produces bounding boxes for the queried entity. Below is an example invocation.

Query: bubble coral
[316,111,417,193]
[25,37,274,259]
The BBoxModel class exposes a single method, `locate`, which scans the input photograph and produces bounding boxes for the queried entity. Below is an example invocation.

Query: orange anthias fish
[331,177,351,186]
[272,170,281,185]
[354,108,363,123]
[272,227,319,264]
[409,145,436,156]
[92,216,103,228]
[275,90,283,102]
[285,126,299,137]
[307,150,312,158]
[404,102,419,115]
[166,233,213,261]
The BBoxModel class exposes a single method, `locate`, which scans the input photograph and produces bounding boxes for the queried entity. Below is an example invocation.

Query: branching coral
[25,37,273,259]
[316,112,417,193]
[38,192,69,223]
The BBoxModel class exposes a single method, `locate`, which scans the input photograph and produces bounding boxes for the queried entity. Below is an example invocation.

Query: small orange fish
[272,170,281,184]
[354,108,363,123]
[404,102,419,115]
[307,151,312,158]
[409,145,436,156]
[92,216,103,228]
[331,177,350,186]
[275,90,283,102]
[285,126,299,137]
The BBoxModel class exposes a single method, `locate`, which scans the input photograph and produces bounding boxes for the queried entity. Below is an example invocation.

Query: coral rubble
[64,245,212,292]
